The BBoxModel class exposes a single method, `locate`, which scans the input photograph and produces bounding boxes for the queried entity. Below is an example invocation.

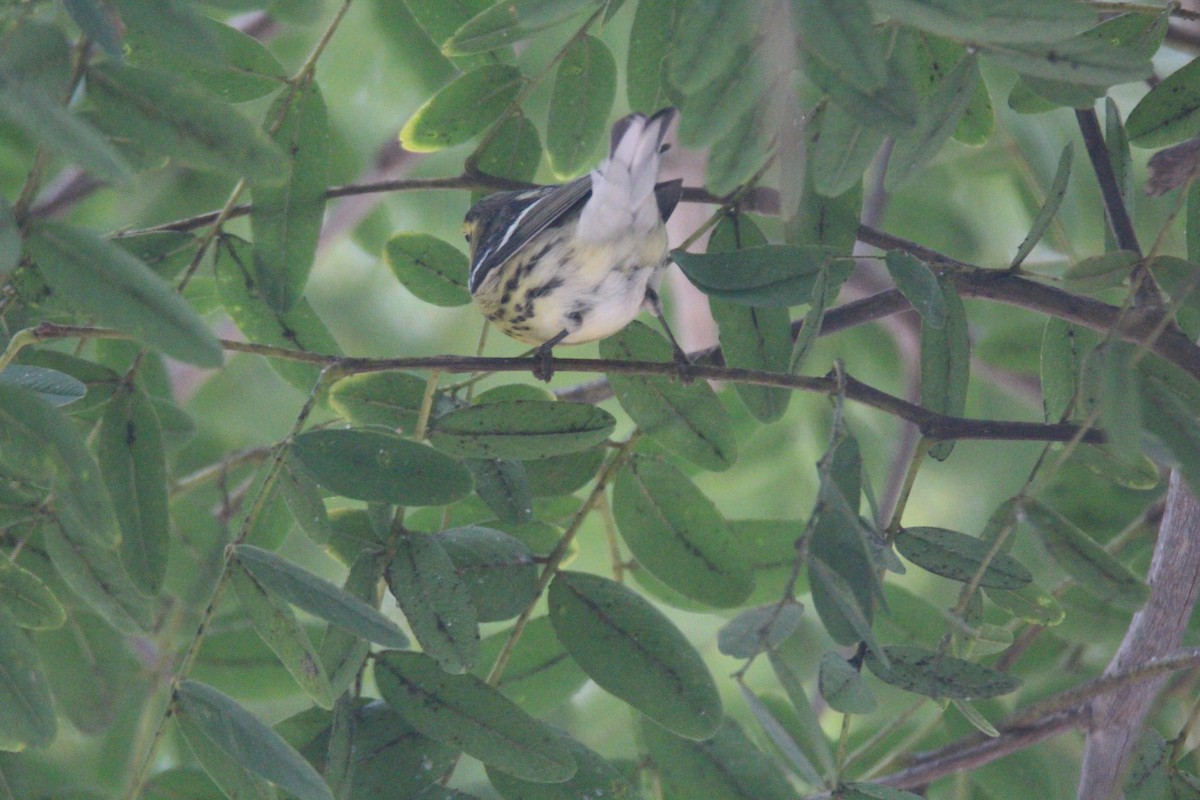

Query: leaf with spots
[400,65,523,152]
[230,559,334,708]
[864,645,1022,700]
[601,321,737,471]
[374,650,576,782]
[894,526,1032,589]
[385,530,480,672]
[384,232,471,307]
[214,235,342,393]
[549,570,722,740]
[428,400,615,459]
[612,455,753,608]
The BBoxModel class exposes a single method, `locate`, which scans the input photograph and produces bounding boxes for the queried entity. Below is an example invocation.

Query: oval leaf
[437,525,538,622]
[386,530,480,672]
[0,365,85,408]
[384,232,471,307]
[884,250,945,328]
[716,602,804,659]
[487,736,636,800]
[0,560,64,630]
[818,651,876,714]
[234,544,408,648]
[1021,499,1149,612]
[640,715,801,800]
[251,75,329,312]
[1126,56,1200,148]
[175,680,334,800]
[673,245,846,307]
[87,62,289,185]
[292,428,472,506]
[26,221,223,367]
[428,400,615,459]
[444,0,602,54]
[546,35,616,178]
[894,527,1032,589]
[400,65,523,152]
[98,385,169,596]
[864,644,1022,700]
[374,650,576,782]
[600,321,737,471]
[613,456,753,607]
[920,280,968,460]
[475,615,589,716]
[0,608,56,750]
[229,562,334,708]
[549,570,722,740]
[328,371,435,430]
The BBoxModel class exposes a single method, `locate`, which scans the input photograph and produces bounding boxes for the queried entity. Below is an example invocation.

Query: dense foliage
[1,1,1200,799]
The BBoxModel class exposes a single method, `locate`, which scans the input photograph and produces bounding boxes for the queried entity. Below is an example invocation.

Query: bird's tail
[577,108,676,243]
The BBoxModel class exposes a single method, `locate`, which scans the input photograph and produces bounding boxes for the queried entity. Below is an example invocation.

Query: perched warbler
[464,108,684,379]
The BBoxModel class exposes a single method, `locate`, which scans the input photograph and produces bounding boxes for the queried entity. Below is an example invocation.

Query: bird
[463,108,684,380]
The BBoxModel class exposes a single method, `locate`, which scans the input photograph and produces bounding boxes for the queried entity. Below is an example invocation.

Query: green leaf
[707,215,791,422]
[546,35,616,178]
[374,650,577,782]
[125,14,286,103]
[920,280,969,460]
[810,104,887,198]
[215,235,342,392]
[0,609,56,751]
[984,582,1065,626]
[1138,375,1200,502]
[0,197,16,278]
[87,63,290,185]
[386,530,480,672]
[233,545,409,648]
[328,371,435,431]
[626,0,682,113]
[1040,318,1098,422]
[400,65,523,152]
[443,0,603,54]
[384,232,472,307]
[1063,250,1139,292]
[428,400,615,459]
[767,645,837,775]
[0,561,63,630]
[472,112,543,183]
[884,251,946,328]
[667,0,758,95]
[0,69,134,186]
[175,680,334,800]
[895,527,1032,589]
[63,0,124,61]
[437,526,537,622]
[641,716,801,800]
[864,644,1023,699]
[809,555,880,654]
[837,783,924,800]
[886,55,979,191]
[252,76,329,312]
[794,0,887,93]
[319,550,387,697]
[1126,57,1200,148]
[464,458,533,524]
[488,736,636,800]
[716,602,804,659]
[549,570,721,740]
[230,561,334,708]
[980,37,1151,87]
[25,222,222,367]
[818,651,876,714]
[277,457,334,545]
[109,0,218,62]
[1022,499,1149,612]
[677,46,773,149]
[97,385,169,595]
[737,686,824,786]
[612,456,753,608]
[868,0,1095,44]
[790,262,833,373]
[601,322,737,471]
[674,245,847,307]
[0,366,85,408]
[41,517,156,634]
[292,428,472,506]
[903,33,993,145]
[1011,143,1073,269]
[522,446,604,496]
[476,615,589,715]
[1071,444,1160,491]
[1082,341,1142,461]
[705,94,778,197]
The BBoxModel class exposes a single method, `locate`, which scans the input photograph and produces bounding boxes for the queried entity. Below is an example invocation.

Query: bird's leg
[644,287,692,383]
[532,329,569,382]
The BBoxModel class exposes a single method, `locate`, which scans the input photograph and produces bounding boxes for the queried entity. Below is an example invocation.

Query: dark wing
[468,176,592,292]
